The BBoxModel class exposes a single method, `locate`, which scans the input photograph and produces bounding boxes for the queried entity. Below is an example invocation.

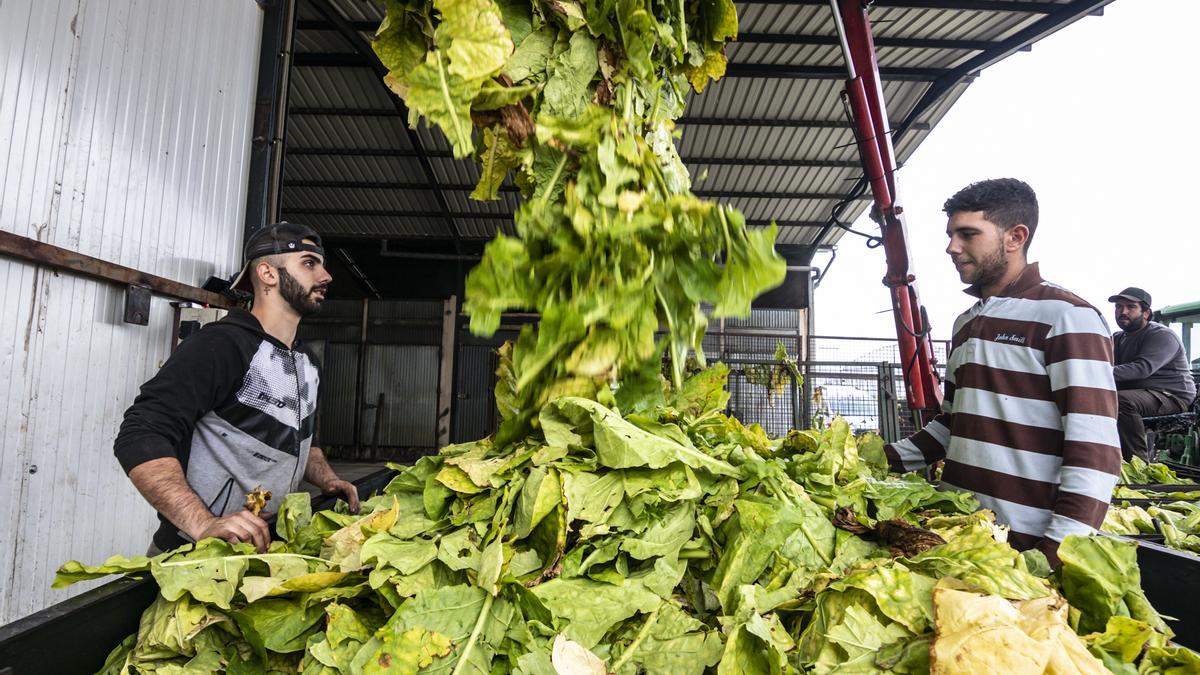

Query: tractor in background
[1149,300,1200,466]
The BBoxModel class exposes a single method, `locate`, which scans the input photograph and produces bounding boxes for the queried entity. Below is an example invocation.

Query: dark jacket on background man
[114,309,321,551]
[1113,322,1196,402]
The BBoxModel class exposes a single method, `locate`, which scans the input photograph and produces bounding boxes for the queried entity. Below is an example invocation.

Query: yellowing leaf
[365,627,454,674]
[930,584,1106,675]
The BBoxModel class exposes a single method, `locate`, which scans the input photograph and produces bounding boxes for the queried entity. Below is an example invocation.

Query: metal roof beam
[303,0,465,250]
[723,63,943,81]
[295,22,997,51]
[284,180,857,200]
[285,148,859,168]
[295,1,1067,31]
[288,108,931,132]
[734,0,1065,11]
[737,33,996,50]
[294,54,947,81]
[291,107,401,117]
[282,208,859,220]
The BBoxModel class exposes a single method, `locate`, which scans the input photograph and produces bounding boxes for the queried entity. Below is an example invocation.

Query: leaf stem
[539,153,569,206]
[610,604,661,672]
[156,552,328,568]
[451,592,496,675]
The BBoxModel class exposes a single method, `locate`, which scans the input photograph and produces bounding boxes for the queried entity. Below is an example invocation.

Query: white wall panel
[0,0,262,623]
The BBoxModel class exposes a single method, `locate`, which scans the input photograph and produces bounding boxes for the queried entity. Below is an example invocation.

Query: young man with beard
[883,179,1121,566]
[115,223,359,554]
[1108,287,1196,461]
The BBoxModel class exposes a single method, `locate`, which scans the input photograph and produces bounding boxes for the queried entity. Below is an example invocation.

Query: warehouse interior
[261,0,1111,456]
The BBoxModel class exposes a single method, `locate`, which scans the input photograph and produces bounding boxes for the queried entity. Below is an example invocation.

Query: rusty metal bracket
[123,285,152,325]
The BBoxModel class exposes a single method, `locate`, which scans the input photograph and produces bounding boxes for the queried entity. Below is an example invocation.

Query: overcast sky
[813,0,1198,357]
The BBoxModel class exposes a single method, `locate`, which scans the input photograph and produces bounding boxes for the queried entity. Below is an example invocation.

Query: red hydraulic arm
[830,0,943,424]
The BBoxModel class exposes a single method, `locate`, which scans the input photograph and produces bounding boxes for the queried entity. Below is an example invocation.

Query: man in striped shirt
[884,179,1121,565]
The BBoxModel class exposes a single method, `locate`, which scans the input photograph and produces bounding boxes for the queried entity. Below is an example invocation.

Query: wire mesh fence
[447,334,951,444]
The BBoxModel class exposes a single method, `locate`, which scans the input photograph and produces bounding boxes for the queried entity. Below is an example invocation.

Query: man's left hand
[322,479,360,514]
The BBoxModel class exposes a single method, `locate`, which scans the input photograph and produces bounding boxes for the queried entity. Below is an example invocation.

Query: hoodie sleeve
[114,328,244,473]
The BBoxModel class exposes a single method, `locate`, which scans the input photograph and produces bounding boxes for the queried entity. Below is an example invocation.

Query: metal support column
[877,362,901,443]
[245,0,297,237]
[353,299,369,452]
[437,296,458,448]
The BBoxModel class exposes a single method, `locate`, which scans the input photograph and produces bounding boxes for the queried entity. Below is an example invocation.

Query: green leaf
[434,0,513,82]
[1057,534,1172,637]
[711,496,834,613]
[613,603,721,674]
[361,533,440,575]
[825,604,911,665]
[513,467,562,538]
[906,526,1051,601]
[232,598,325,657]
[472,127,528,201]
[1085,616,1154,664]
[712,218,787,318]
[542,397,740,477]
[132,594,228,661]
[151,540,256,610]
[374,1,430,87]
[830,563,936,634]
[1137,646,1200,674]
[407,50,480,157]
[277,493,314,548]
[542,31,599,119]
[530,577,661,648]
[619,503,695,560]
[701,0,738,42]
[438,528,483,573]
[473,81,539,111]
[477,537,504,594]
[503,25,556,82]
[53,553,152,588]
[377,585,515,674]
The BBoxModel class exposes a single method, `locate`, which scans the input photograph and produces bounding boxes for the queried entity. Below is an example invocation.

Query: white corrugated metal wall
[0,0,261,622]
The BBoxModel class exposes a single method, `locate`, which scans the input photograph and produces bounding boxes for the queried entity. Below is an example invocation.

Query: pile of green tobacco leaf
[1118,458,1196,486]
[1104,459,1200,556]
[371,0,786,446]
[58,367,1199,673]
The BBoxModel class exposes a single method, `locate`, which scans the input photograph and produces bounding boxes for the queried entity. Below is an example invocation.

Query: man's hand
[321,479,360,514]
[192,510,272,553]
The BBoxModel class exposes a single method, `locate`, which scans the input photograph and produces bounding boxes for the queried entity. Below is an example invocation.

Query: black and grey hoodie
[115,309,319,551]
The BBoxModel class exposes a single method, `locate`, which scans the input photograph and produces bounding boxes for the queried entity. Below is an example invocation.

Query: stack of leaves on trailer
[58,367,1197,673]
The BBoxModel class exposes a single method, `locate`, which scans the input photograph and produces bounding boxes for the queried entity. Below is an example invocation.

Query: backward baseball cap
[231,222,325,293]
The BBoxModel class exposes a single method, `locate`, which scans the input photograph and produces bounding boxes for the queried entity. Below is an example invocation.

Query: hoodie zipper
[289,349,304,489]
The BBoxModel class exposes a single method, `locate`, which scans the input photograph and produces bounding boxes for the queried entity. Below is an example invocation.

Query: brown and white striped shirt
[885,263,1121,559]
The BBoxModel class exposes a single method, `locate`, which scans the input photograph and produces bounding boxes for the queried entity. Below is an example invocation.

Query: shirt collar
[963,262,1043,299]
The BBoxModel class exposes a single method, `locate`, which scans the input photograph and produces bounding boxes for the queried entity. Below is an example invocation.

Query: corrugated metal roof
[281,0,1108,258]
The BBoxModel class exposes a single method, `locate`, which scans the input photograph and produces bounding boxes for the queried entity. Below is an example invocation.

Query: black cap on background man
[230,222,324,294]
[1108,287,1151,310]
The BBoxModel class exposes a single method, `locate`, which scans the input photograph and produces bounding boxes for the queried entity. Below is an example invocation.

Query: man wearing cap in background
[114,223,359,555]
[1109,287,1197,461]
